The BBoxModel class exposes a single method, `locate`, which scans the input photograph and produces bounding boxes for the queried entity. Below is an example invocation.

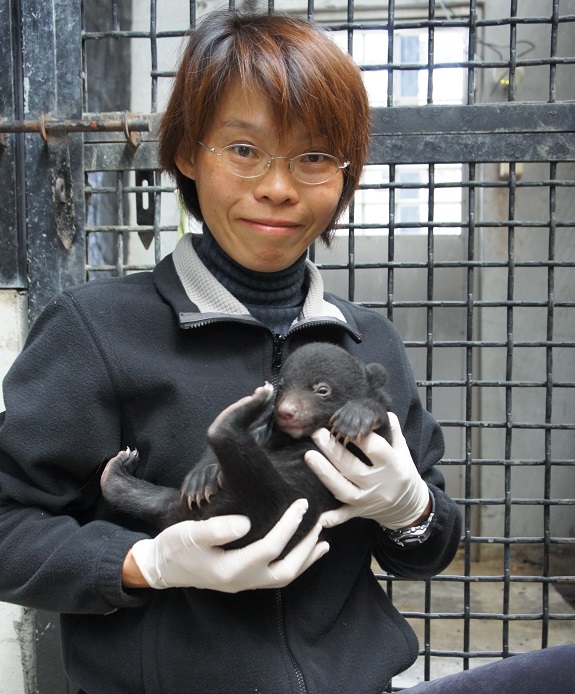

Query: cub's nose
[275,401,298,422]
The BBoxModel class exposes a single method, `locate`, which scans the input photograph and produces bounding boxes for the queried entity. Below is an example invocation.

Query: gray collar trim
[172,233,251,316]
[172,233,349,328]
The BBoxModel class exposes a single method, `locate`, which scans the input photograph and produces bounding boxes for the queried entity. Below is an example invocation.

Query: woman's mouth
[241,218,301,234]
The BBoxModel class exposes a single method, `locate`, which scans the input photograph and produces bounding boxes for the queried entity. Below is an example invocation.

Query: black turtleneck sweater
[195,226,308,336]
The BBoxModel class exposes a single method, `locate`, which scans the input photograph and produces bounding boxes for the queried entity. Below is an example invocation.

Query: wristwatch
[384,492,436,548]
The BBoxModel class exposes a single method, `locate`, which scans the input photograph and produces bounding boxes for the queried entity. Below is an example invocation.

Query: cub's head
[273,343,385,438]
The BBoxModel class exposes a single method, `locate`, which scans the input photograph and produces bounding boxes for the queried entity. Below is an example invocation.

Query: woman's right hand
[123,499,329,592]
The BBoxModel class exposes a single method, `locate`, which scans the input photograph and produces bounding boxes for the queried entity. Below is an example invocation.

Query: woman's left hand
[304,412,431,530]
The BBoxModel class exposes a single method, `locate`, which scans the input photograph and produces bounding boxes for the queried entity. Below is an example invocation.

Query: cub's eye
[313,383,331,397]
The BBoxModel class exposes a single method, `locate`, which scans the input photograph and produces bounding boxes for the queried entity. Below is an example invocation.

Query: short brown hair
[158,10,370,244]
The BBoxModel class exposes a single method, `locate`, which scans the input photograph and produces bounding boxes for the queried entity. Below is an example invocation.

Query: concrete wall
[0,290,28,694]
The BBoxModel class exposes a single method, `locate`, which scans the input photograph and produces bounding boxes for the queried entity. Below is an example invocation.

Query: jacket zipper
[276,589,308,694]
[271,333,285,386]
[270,318,361,386]
[270,333,307,693]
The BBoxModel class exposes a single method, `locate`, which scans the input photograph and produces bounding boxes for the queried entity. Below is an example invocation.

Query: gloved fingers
[265,521,329,586]
[387,411,412,457]
[176,515,252,549]
[237,498,310,565]
[130,503,325,592]
[216,502,325,590]
[305,446,365,501]
[293,527,330,572]
[310,428,388,482]
[318,505,357,529]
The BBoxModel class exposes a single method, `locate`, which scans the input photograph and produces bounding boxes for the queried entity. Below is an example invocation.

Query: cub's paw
[330,402,380,442]
[208,382,274,436]
[101,447,139,488]
[181,463,224,509]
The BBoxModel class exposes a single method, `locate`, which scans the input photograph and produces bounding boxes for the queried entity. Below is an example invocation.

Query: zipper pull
[271,333,285,376]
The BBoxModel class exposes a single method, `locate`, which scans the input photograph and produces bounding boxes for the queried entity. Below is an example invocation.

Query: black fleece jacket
[0,237,461,694]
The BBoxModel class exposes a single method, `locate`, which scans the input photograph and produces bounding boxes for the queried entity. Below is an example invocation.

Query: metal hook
[122,111,140,150]
[39,113,49,142]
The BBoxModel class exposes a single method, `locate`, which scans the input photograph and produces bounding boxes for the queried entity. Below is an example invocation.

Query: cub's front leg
[207,383,275,441]
[181,383,275,509]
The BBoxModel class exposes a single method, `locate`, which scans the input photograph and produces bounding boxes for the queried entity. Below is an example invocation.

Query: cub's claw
[182,463,224,510]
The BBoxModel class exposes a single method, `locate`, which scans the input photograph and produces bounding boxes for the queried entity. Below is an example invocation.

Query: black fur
[100,342,391,553]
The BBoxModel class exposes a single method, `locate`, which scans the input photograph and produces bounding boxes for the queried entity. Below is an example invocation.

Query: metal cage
[1,0,574,690]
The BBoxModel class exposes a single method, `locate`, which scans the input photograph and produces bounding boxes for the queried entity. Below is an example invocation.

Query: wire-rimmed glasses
[198,142,349,185]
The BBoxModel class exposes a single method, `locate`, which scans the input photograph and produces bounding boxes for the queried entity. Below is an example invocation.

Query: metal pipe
[0,113,151,135]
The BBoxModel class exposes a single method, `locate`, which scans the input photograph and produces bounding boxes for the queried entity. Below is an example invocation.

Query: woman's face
[174,80,344,272]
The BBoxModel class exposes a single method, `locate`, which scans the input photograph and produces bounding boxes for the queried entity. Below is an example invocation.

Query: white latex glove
[305,412,430,530]
[130,499,328,592]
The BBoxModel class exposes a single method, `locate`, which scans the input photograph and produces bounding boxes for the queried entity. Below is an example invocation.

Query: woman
[0,11,463,693]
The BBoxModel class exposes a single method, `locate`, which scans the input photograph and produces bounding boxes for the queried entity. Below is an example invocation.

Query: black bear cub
[101,342,391,552]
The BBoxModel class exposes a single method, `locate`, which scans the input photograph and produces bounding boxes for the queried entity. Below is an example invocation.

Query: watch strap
[384,491,436,548]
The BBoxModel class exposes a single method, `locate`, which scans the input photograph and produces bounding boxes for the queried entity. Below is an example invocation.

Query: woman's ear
[174,148,196,180]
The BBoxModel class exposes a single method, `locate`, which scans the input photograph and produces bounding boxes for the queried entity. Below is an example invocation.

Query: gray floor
[378,556,575,688]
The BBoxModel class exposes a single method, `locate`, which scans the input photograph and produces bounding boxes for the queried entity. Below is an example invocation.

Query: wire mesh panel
[70,0,575,688]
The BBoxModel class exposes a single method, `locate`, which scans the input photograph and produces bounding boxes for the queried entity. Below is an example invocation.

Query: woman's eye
[229,145,257,159]
[301,153,329,165]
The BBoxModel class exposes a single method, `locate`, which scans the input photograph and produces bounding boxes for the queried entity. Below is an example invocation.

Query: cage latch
[0,112,153,250]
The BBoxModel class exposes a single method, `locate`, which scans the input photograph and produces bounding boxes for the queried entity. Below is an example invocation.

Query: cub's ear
[365,363,387,389]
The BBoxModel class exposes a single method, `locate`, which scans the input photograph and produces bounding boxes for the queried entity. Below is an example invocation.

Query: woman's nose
[252,159,300,204]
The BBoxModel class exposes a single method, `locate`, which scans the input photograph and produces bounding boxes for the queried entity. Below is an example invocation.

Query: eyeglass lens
[221,144,341,184]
